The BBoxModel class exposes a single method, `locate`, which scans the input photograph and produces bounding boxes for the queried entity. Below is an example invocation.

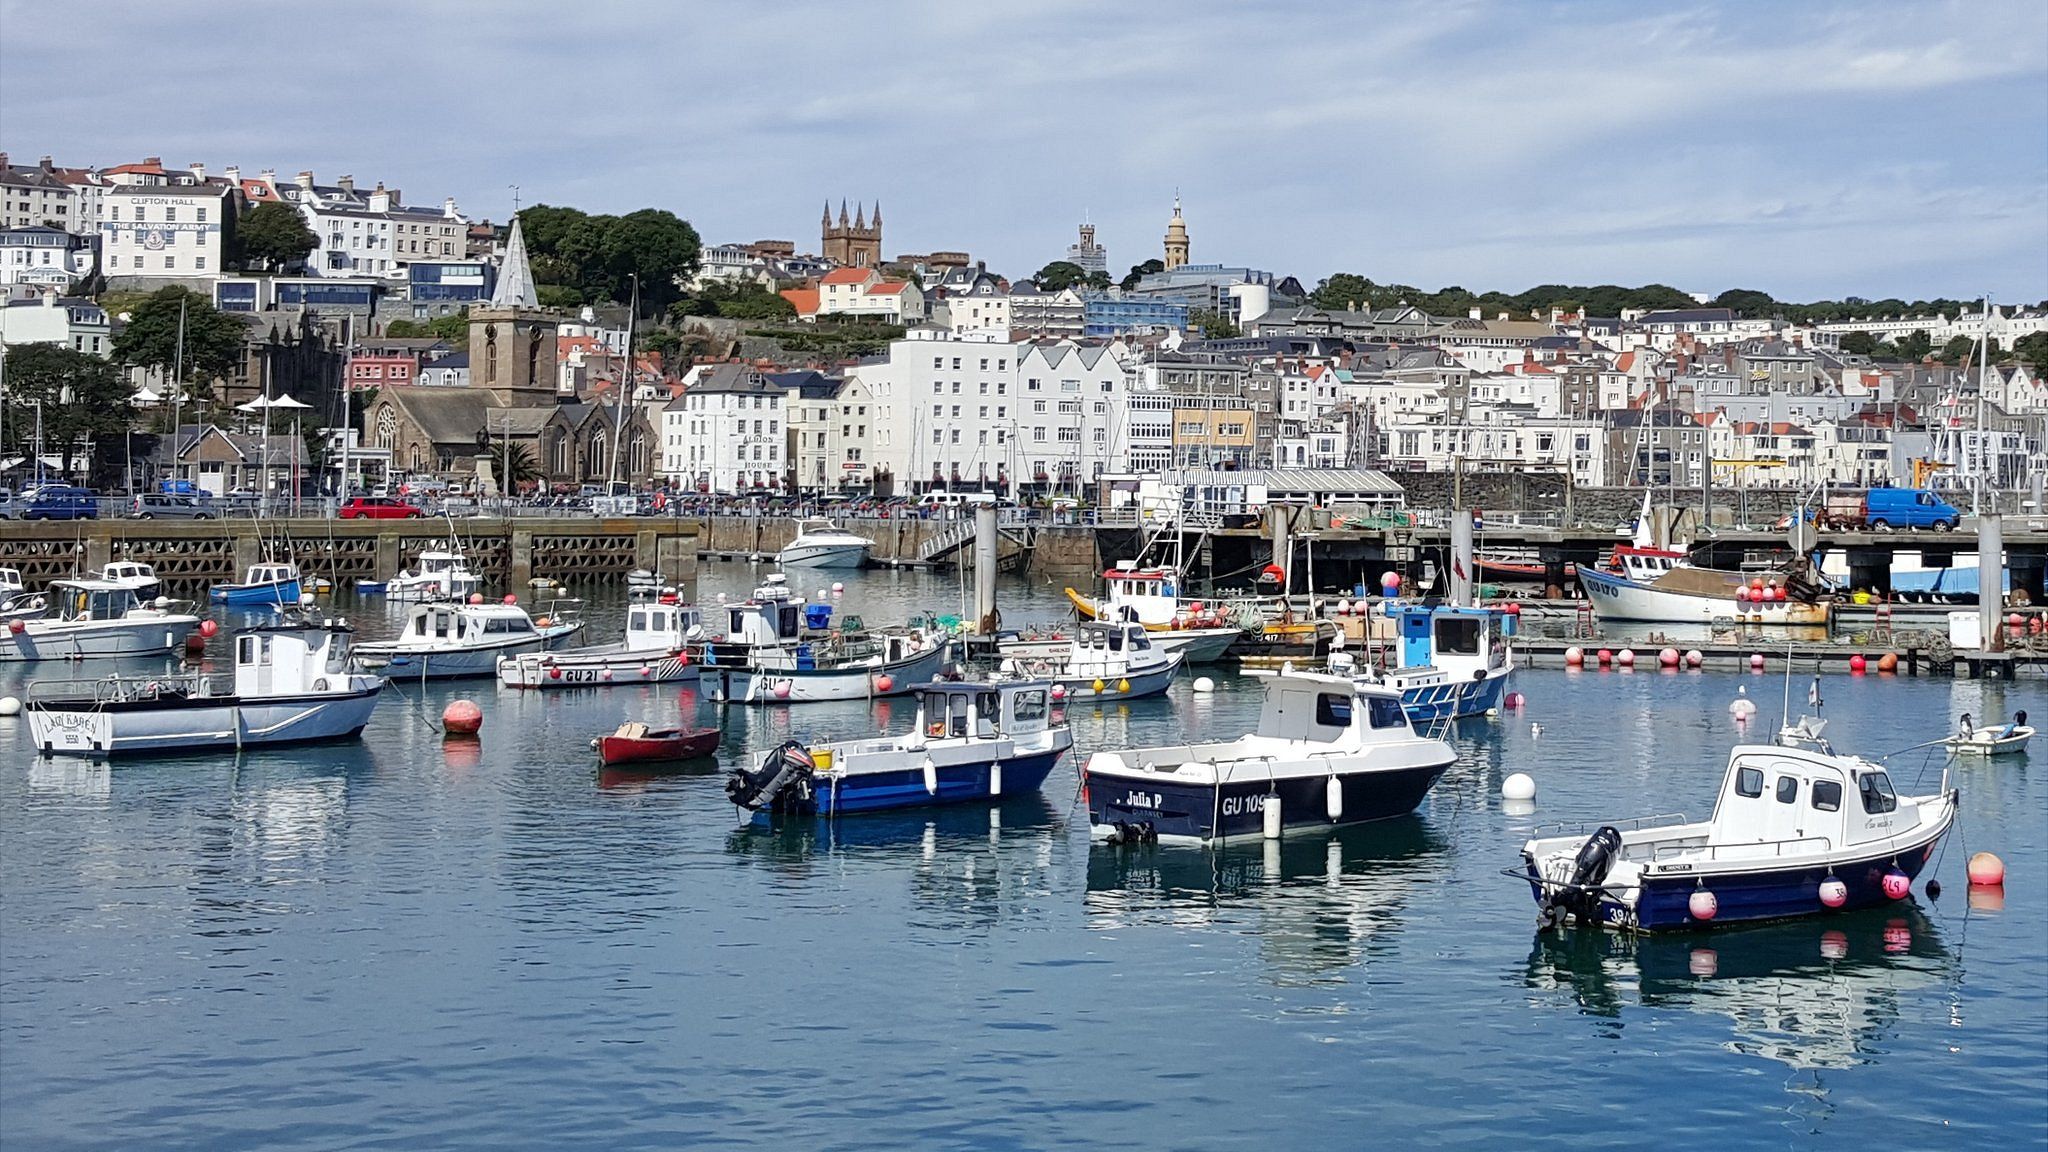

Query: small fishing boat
[1083,672,1458,844]
[725,679,1071,818]
[776,518,874,569]
[0,567,47,624]
[1518,715,1957,932]
[625,569,661,590]
[1577,545,1831,626]
[999,619,1182,700]
[24,616,382,757]
[210,561,304,608]
[356,598,583,679]
[1944,712,2032,757]
[1343,602,1513,722]
[0,580,200,661]
[378,546,482,602]
[0,566,22,600]
[1065,562,1330,661]
[99,560,162,602]
[498,599,704,688]
[1000,617,1238,665]
[591,720,721,766]
[701,576,948,704]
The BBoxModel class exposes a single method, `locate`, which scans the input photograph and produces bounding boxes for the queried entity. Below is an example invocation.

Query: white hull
[1946,727,2032,756]
[777,542,870,568]
[497,647,700,688]
[359,624,582,680]
[27,688,382,757]
[707,643,947,704]
[1578,568,1828,625]
[1001,626,1236,665]
[0,616,198,661]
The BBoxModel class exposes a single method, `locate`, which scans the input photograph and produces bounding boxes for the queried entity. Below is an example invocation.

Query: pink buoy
[1504,602,1521,616]
[198,619,220,638]
[503,594,518,605]
[1849,654,1867,674]
[7,619,23,635]
[1749,653,1766,671]
[1049,684,1068,700]
[469,593,484,605]
[1659,647,1679,668]
[772,681,792,699]
[638,665,652,678]
[1685,649,1703,668]
[1504,692,1524,710]
[874,674,894,693]
[1882,869,1911,900]
[1564,646,1584,667]
[1749,577,1764,591]
[1819,877,1848,908]
[601,669,614,681]
[1735,587,1750,604]
[441,699,483,735]
[1688,888,1718,921]
[1617,648,1636,668]
[548,666,562,680]
[1597,648,1613,666]
[1967,852,2005,886]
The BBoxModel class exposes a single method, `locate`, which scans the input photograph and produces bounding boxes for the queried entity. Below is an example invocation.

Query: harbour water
[1,566,2041,1149]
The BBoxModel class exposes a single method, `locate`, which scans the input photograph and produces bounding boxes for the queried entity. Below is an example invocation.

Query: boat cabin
[235,622,357,696]
[625,601,704,653]
[1100,562,1181,626]
[51,580,144,622]
[913,680,1054,742]
[1708,736,1918,851]
[726,576,805,644]
[1386,603,1510,676]
[1077,620,1155,656]
[1611,546,1686,581]
[245,563,300,587]
[405,602,536,642]
[0,567,22,596]
[101,562,159,591]
[1254,673,1413,749]
[413,551,468,579]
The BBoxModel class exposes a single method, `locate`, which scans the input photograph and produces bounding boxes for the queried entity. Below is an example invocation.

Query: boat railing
[1416,713,1457,742]
[26,671,215,706]
[1529,812,1691,839]
[1651,834,1834,864]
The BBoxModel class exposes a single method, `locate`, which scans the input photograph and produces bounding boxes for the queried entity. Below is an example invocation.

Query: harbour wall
[695,517,1103,583]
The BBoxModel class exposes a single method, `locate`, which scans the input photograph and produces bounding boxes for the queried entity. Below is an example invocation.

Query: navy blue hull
[1400,672,1507,722]
[1087,761,1452,842]
[761,749,1066,822]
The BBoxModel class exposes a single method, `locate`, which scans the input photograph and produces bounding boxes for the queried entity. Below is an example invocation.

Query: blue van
[1866,487,1961,531]
[22,486,100,521]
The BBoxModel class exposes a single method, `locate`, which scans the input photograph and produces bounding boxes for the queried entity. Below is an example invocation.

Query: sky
[5,0,2045,304]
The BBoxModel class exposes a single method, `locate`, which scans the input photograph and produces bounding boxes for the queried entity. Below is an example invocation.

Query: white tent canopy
[235,393,312,413]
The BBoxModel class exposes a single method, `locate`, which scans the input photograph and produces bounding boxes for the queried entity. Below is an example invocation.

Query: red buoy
[442,699,483,736]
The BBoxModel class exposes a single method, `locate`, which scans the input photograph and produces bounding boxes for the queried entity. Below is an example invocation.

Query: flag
[1807,677,1822,708]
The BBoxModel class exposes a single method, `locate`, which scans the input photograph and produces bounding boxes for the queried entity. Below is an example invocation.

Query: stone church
[822,200,881,268]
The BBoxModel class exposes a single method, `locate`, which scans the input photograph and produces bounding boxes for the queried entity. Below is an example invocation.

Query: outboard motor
[1540,825,1623,928]
[725,740,818,817]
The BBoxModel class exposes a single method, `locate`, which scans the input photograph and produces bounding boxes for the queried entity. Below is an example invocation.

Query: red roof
[865,282,909,296]
[820,267,874,286]
[780,288,820,315]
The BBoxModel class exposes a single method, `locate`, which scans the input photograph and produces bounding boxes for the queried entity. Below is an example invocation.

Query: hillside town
[2,150,2044,508]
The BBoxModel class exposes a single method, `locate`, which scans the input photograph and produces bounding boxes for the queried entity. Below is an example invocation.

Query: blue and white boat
[210,562,304,608]
[1347,602,1512,722]
[24,616,383,757]
[724,679,1072,818]
[355,598,583,680]
[1083,672,1458,844]
[1518,716,1957,932]
[702,575,949,704]
[998,619,1183,701]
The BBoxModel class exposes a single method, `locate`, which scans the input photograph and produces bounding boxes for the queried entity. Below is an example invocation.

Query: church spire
[839,199,849,226]
[871,200,881,226]
[854,202,866,230]
[822,199,831,226]
[490,213,539,309]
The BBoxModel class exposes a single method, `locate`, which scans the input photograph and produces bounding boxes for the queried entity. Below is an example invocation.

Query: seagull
[1531,722,1543,737]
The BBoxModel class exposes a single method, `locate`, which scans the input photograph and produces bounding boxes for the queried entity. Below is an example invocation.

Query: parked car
[0,489,17,519]
[339,496,426,519]
[22,486,99,521]
[131,493,216,520]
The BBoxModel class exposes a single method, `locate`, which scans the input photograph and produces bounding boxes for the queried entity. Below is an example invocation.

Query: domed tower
[1162,194,1190,271]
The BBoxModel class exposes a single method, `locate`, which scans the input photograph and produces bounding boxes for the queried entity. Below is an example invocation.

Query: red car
[339,496,426,519]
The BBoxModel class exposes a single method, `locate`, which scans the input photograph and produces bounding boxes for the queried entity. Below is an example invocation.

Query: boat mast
[607,274,638,492]
[1974,293,1990,514]
[338,312,352,501]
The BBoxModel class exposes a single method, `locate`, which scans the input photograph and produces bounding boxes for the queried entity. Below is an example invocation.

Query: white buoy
[1192,676,1216,693]
[1325,775,1344,821]
[922,759,938,796]
[1502,772,1536,801]
[1262,793,1283,840]
[988,762,1002,797]
[0,695,19,717]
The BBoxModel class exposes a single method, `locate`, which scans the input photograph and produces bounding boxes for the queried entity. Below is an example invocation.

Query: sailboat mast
[1974,293,1990,514]
[608,275,637,490]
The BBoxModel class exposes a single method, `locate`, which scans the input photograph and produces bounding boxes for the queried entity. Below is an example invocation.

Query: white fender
[988,762,1002,797]
[1326,775,1343,821]
[923,759,938,795]
[1262,792,1283,840]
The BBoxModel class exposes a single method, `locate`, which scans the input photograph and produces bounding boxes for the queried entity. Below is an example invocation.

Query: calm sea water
[1,565,2042,1150]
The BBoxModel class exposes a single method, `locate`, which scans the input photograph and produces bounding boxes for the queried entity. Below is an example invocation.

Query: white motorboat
[25,617,383,758]
[776,518,874,569]
[210,561,304,608]
[0,566,47,624]
[1944,712,2032,757]
[498,598,706,688]
[999,619,1183,700]
[375,546,483,602]
[1344,602,1513,722]
[98,560,162,602]
[0,580,200,661]
[1520,715,1958,932]
[1577,545,1831,626]
[701,575,948,704]
[356,598,583,680]
[1083,672,1458,843]
[1000,622,1237,665]
[0,566,21,599]
[725,680,1073,818]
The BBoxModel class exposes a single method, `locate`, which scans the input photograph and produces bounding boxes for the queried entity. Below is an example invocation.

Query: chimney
[368,183,390,213]
[337,174,354,194]
[0,153,9,169]
[443,196,460,220]
[1468,306,1482,321]
[189,162,206,181]
[39,156,52,171]
[261,168,276,181]
[224,165,240,183]
[143,156,161,167]
[42,287,60,306]
[296,171,315,191]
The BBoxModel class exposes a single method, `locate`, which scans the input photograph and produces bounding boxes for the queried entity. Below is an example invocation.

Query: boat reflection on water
[598,757,727,792]
[1524,906,1953,1071]
[1085,816,1448,981]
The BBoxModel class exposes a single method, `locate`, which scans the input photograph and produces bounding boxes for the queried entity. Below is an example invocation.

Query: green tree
[480,437,541,489]
[2012,330,2048,368]
[1187,309,1240,339]
[1031,261,1087,292]
[110,286,246,401]
[1894,329,1933,361]
[1837,331,1881,357]
[1712,288,1776,317]
[233,201,317,271]
[673,281,796,322]
[1082,270,1112,291]
[597,209,701,315]
[2,343,133,476]
[1311,273,1376,311]
[1938,335,2000,363]
[1120,259,1164,291]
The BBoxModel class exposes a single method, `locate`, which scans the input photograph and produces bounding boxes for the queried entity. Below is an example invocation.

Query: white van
[918,491,998,510]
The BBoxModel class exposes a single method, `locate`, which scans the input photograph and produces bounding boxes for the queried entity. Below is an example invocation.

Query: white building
[0,226,95,287]
[279,172,466,278]
[787,374,876,494]
[100,182,233,280]
[938,289,1013,335]
[1009,284,1085,338]
[785,266,929,324]
[0,289,111,356]
[667,363,785,492]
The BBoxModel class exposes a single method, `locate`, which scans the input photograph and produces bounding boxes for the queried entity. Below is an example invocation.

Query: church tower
[1162,195,1190,271]
[822,199,882,268]
[469,214,561,407]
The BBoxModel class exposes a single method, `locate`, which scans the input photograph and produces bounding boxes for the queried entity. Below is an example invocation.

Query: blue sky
[6,0,2044,303]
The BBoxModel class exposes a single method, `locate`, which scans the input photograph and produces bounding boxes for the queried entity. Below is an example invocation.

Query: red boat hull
[597,727,721,765]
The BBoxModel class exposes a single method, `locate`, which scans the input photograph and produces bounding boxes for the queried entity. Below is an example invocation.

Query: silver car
[131,493,217,520]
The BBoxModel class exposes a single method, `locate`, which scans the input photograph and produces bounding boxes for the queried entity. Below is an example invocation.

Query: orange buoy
[442,699,483,736]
